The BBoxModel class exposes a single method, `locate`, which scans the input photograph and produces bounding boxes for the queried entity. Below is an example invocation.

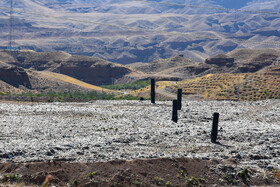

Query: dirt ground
[0,158,279,187]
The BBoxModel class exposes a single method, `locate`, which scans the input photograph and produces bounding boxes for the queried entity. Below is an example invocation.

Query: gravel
[0,100,279,171]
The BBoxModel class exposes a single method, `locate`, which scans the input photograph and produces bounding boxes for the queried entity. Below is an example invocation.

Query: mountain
[0,0,279,64]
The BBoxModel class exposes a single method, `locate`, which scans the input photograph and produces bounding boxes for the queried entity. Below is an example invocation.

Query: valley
[0,48,279,101]
[0,1,279,186]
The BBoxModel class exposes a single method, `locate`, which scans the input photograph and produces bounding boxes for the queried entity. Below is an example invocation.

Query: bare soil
[0,158,278,187]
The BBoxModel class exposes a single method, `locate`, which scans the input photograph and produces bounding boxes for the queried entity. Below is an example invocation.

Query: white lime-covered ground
[0,100,279,171]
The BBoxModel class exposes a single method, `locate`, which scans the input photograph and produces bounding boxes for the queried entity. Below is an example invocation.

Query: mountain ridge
[0,0,279,63]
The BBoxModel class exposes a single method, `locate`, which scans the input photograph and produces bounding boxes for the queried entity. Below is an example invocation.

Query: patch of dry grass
[129,81,174,99]
[276,171,280,182]
[37,71,118,94]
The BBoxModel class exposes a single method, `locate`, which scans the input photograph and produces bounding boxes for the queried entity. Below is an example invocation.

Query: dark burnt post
[151,79,155,104]
[172,100,178,123]
[177,89,182,110]
[211,113,219,143]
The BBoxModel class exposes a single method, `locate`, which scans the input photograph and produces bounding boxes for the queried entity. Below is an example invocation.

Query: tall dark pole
[151,79,155,104]
[172,100,178,123]
[211,113,219,143]
[177,89,182,110]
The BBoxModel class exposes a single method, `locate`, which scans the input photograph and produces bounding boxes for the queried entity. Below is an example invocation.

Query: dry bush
[276,171,280,182]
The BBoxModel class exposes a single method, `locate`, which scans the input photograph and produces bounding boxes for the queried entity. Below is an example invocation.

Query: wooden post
[151,79,155,104]
[172,100,178,123]
[211,113,219,143]
[177,89,182,110]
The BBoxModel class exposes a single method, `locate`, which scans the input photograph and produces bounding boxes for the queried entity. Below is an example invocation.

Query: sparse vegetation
[240,168,249,179]
[0,91,143,101]
[223,173,238,185]
[2,173,21,183]
[176,169,206,186]
[154,177,165,185]
[134,180,141,185]
[101,80,150,90]
[0,92,7,96]
[87,171,98,178]
[165,181,171,186]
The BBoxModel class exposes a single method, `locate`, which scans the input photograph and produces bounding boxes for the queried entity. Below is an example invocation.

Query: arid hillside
[168,73,280,101]
[0,48,279,100]
[127,48,280,101]
[0,60,116,94]
[128,48,280,80]
[129,73,280,101]
[0,50,183,94]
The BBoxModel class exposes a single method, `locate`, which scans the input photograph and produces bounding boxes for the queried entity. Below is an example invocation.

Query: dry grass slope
[37,71,117,94]
[169,73,280,101]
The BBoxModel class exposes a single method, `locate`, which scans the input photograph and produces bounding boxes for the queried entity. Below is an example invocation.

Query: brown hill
[0,54,119,94]
[0,79,23,94]
[0,50,145,86]
[227,48,280,63]
[263,65,280,76]
[128,54,195,73]
[0,63,117,95]
[166,73,280,101]
[128,55,211,80]
[227,48,280,73]
[0,61,31,89]
[196,48,280,75]
[129,48,280,81]
[128,54,204,81]
[27,70,117,94]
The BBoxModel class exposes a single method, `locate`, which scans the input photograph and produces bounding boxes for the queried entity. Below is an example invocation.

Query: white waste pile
[0,100,279,170]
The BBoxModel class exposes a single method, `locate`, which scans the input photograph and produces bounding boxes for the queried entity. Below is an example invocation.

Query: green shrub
[3,90,144,101]
[240,168,249,179]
